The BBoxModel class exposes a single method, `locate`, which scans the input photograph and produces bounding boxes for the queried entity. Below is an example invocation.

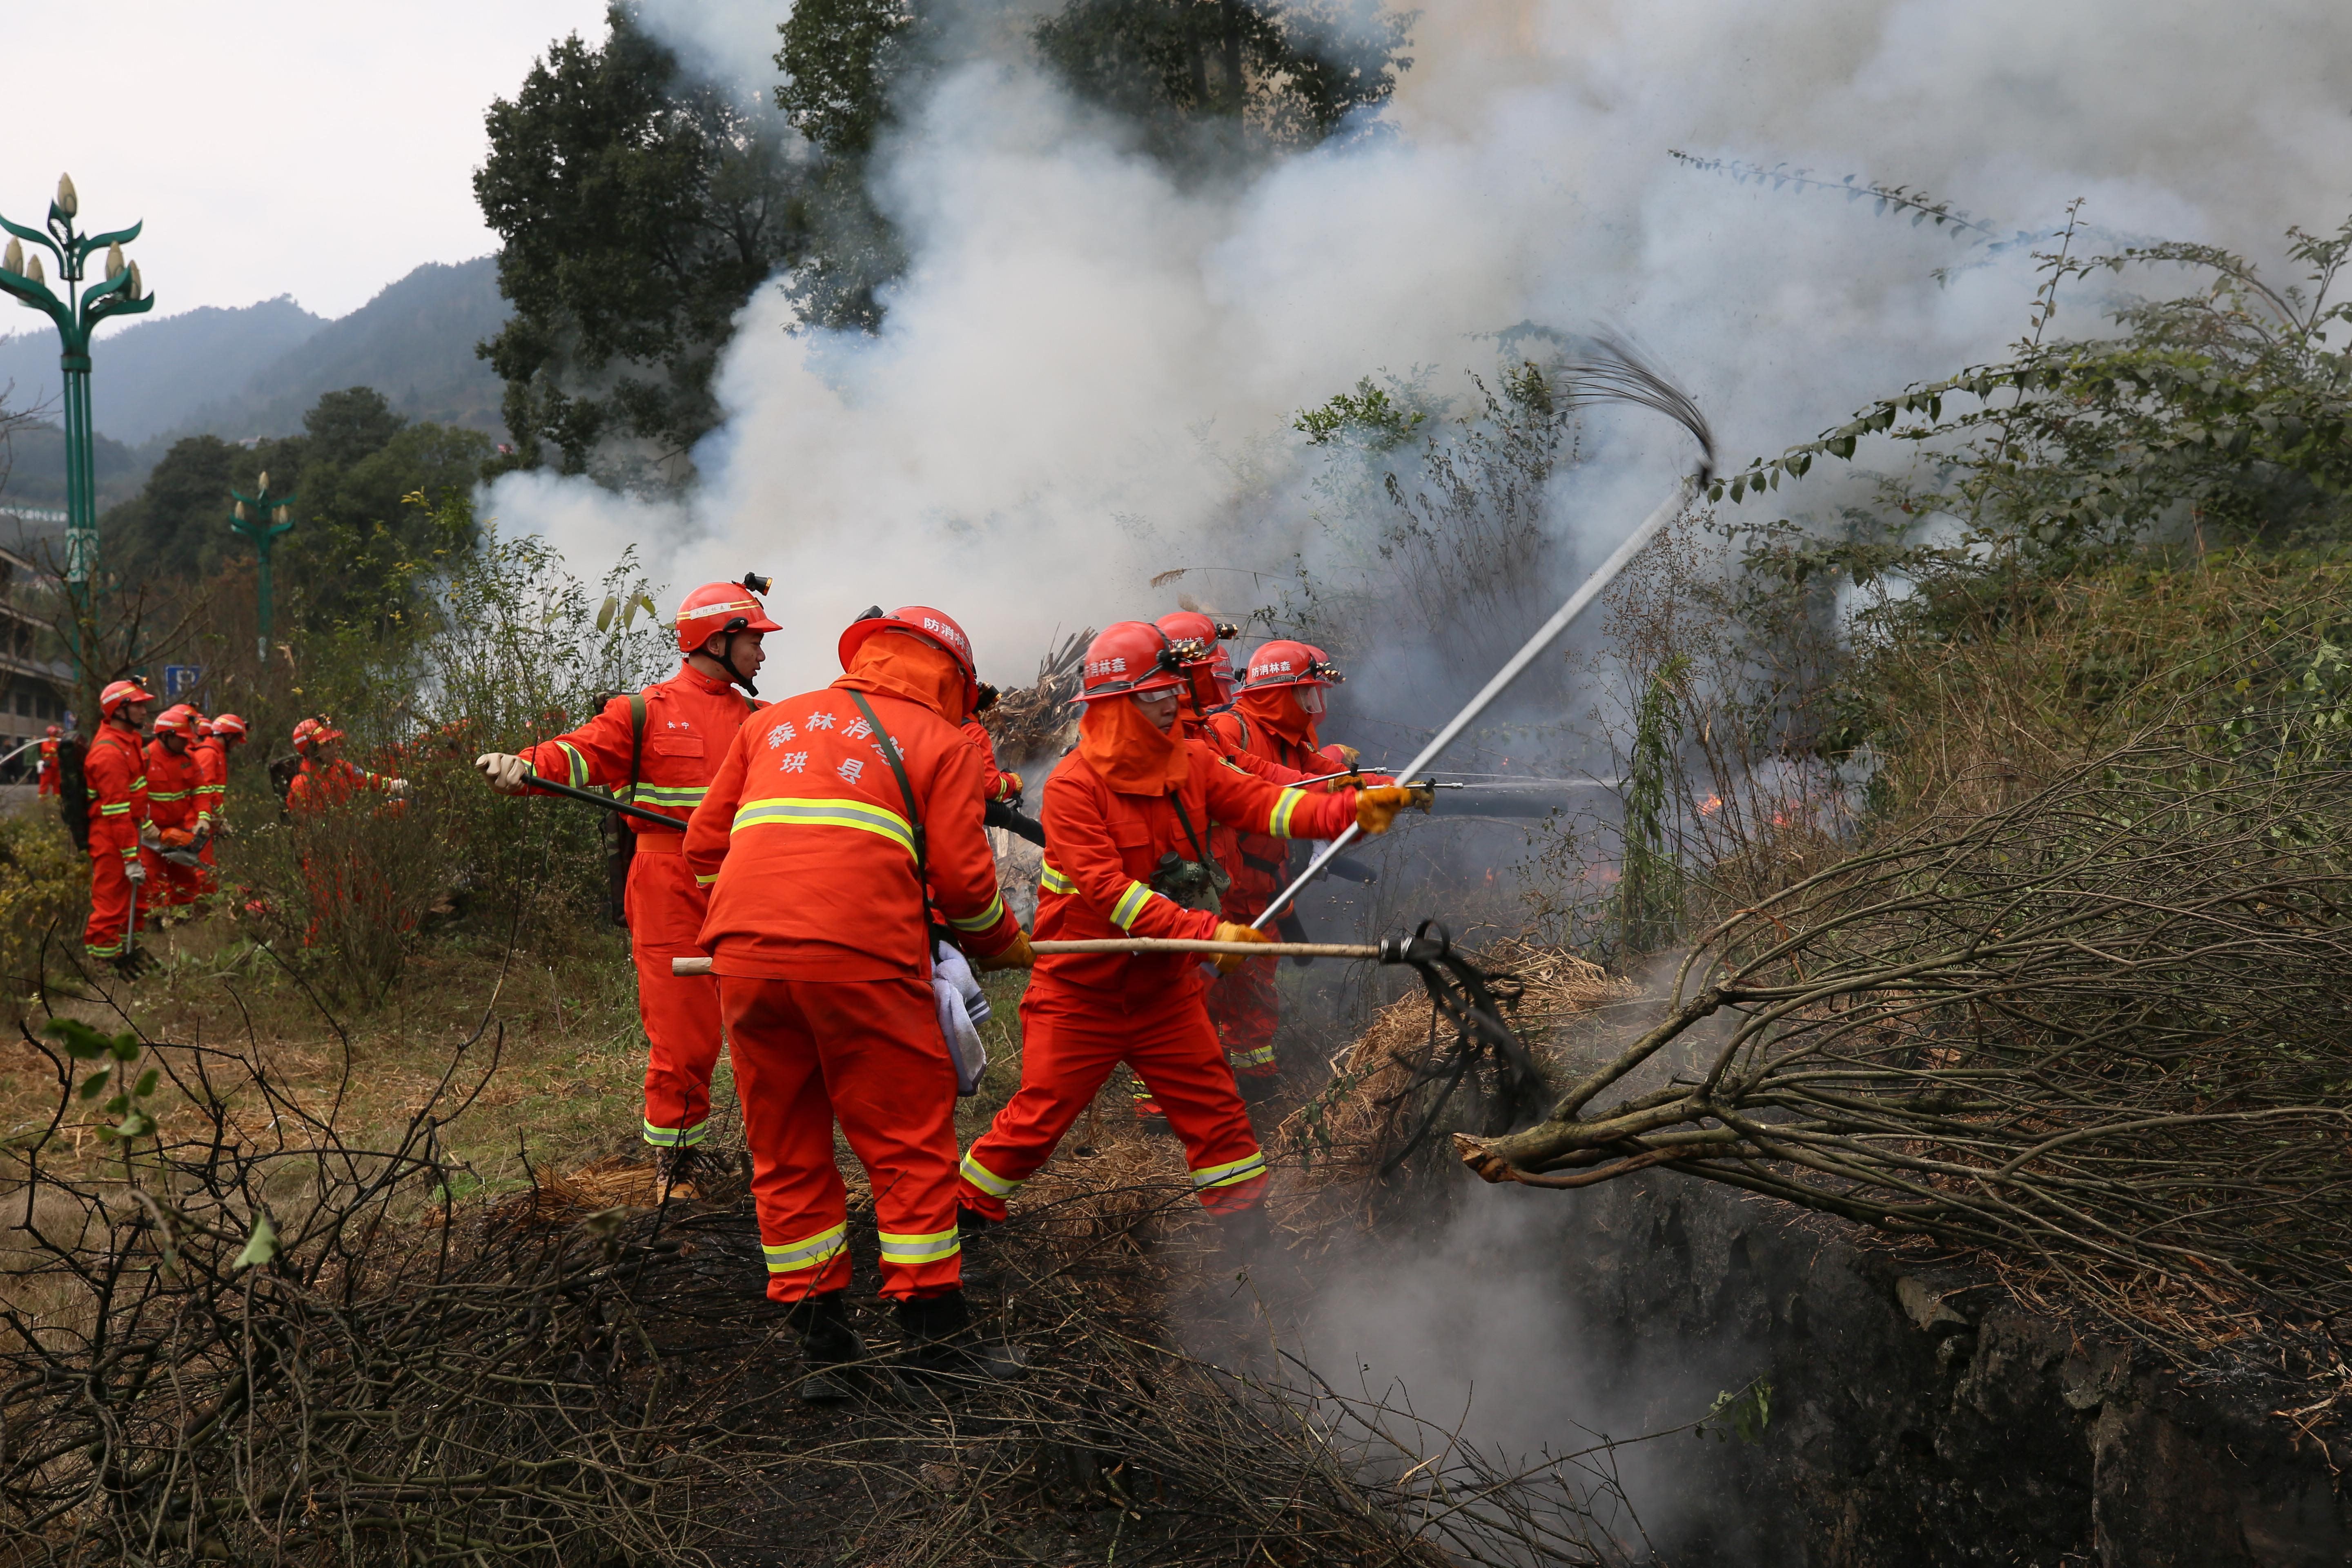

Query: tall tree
[475,3,806,482]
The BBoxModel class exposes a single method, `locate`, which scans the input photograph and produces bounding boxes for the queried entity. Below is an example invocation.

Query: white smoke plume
[489,0,2352,692]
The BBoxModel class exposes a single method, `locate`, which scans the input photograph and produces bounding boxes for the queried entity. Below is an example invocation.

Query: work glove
[997,771,1025,802]
[1354,783,1436,836]
[125,860,147,886]
[1329,744,1361,771]
[138,824,162,851]
[474,753,531,795]
[191,821,212,852]
[975,929,1036,972]
[385,777,410,797]
[1209,920,1274,975]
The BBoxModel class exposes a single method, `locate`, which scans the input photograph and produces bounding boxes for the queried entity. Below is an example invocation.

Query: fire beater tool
[512,773,694,831]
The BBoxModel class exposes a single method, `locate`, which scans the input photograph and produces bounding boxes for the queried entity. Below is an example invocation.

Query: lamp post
[228,474,296,659]
[0,175,155,730]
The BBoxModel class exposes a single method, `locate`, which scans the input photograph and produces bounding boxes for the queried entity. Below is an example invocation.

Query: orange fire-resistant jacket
[36,737,58,792]
[960,718,1022,803]
[1205,694,1359,905]
[84,725,148,868]
[517,664,763,833]
[190,736,227,825]
[288,757,392,817]
[144,739,203,834]
[1033,727,1356,998]
[687,639,1019,981]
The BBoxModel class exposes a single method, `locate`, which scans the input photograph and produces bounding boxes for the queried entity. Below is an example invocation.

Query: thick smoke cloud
[490,0,2350,688]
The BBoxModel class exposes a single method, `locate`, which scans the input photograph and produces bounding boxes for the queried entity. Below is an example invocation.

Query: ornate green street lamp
[0,174,155,727]
[228,474,296,658]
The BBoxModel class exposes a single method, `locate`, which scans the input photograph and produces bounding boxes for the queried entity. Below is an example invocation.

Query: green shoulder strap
[626,692,647,805]
[845,689,927,872]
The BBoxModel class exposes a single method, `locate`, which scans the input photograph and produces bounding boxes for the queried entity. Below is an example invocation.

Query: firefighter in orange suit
[192,713,245,900]
[142,706,207,912]
[287,718,407,813]
[476,579,777,1181]
[1203,641,1380,1082]
[686,604,1029,1398]
[83,680,154,971]
[956,622,1428,1249]
[36,724,61,795]
[961,716,1023,806]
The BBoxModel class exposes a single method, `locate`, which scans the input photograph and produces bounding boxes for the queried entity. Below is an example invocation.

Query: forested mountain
[0,257,508,464]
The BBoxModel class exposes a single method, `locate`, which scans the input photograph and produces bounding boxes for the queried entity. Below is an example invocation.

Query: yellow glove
[1355,783,1435,836]
[997,771,1025,801]
[976,930,1036,971]
[1332,744,1361,770]
[1210,920,1274,975]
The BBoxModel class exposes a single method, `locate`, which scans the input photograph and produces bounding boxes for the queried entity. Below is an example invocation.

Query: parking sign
[163,665,203,699]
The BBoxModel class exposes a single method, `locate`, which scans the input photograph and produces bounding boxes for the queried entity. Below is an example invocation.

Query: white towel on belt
[932,940,990,1096]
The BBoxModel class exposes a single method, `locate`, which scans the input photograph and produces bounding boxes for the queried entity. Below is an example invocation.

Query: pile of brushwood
[980,628,1093,765]
[0,982,1682,1566]
[1457,726,2352,1382]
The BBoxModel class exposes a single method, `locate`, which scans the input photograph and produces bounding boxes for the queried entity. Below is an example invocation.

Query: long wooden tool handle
[670,937,1381,976]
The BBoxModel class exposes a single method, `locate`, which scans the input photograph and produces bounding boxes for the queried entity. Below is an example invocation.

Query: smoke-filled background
[491,0,2352,696]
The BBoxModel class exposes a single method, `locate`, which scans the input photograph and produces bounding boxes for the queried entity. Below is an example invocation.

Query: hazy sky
[5,2,612,323]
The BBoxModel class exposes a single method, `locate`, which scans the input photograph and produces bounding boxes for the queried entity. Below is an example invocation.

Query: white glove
[125,860,147,885]
[386,777,410,798]
[138,824,162,851]
[473,754,530,795]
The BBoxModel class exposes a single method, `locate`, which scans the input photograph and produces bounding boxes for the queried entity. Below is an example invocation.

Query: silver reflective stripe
[764,1224,848,1273]
[1190,1151,1268,1190]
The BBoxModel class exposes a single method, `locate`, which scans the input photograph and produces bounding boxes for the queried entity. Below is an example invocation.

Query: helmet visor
[1295,685,1327,716]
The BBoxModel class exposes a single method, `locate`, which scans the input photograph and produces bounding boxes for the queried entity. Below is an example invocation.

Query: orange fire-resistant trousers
[720,973,964,1304]
[625,841,724,1150]
[84,852,147,960]
[1206,954,1280,1077]
[139,847,203,909]
[960,980,1270,1223]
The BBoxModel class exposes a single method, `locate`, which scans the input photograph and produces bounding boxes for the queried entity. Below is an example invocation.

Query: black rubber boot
[788,1291,865,1405]
[894,1289,1025,1388]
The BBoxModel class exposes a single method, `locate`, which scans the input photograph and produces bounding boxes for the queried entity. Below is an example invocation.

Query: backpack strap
[845,691,934,926]
[626,692,647,807]
[1169,791,1212,866]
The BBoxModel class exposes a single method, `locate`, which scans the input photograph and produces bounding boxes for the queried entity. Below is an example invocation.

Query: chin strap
[702,637,758,696]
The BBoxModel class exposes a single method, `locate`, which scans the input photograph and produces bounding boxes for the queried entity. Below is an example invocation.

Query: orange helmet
[1074,621,1198,704]
[674,577,781,656]
[99,678,155,719]
[1156,610,1239,708]
[1240,639,1341,691]
[211,713,248,740]
[292,716,345,754]
[152,706,195,737]
[838,605,981,710]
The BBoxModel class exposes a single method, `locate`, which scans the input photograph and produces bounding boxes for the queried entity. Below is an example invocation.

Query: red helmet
[1241,640,1342,691]
[1156,611,1239,706]
[44,724,59,737]
[1074,621,1198,704]
[211,713,248,740]
[838,604,981,709]
[675,577,782,656]
[99,679,155,719]
[152,706,194,737]
[293,716,345,754]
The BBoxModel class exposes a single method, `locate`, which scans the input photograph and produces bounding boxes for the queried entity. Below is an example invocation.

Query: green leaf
[78,1067,111,1100]
[596,594,619,632]
[115,1110,153,1140]
[133,1069,159,1099]
[109,1033,142,1062]
[233,1214,278,1272]
[103,1094,129,1117]
[44,1018,109,1060]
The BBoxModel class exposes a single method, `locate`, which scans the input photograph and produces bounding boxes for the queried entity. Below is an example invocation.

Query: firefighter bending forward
[957,622,1429,1249]
[84,680,154,971]
[477,580,776,1181]
[686,604,1030,1398]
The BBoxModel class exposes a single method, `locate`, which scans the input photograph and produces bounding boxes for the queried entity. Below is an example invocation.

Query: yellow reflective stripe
[641,1120,709,1148]
[1110,881,1155,929]
[556,741,589,788]
[131,775,147,790]
[1039,862,1077,895]
[695,873,717,886]
[878,1227,962,1265]
[732,797,915,858]
[1190,1151,1268,1190]
[634,784,706,805]
[1267,787,1305,838]
[947,890,1006,932]
[147,789,189,801]
[764,1224,848,1273]
[960,1150,1021,1198]
[1229,1042,1276,1067]
[85,937,127,958]
[98,803,131,815]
